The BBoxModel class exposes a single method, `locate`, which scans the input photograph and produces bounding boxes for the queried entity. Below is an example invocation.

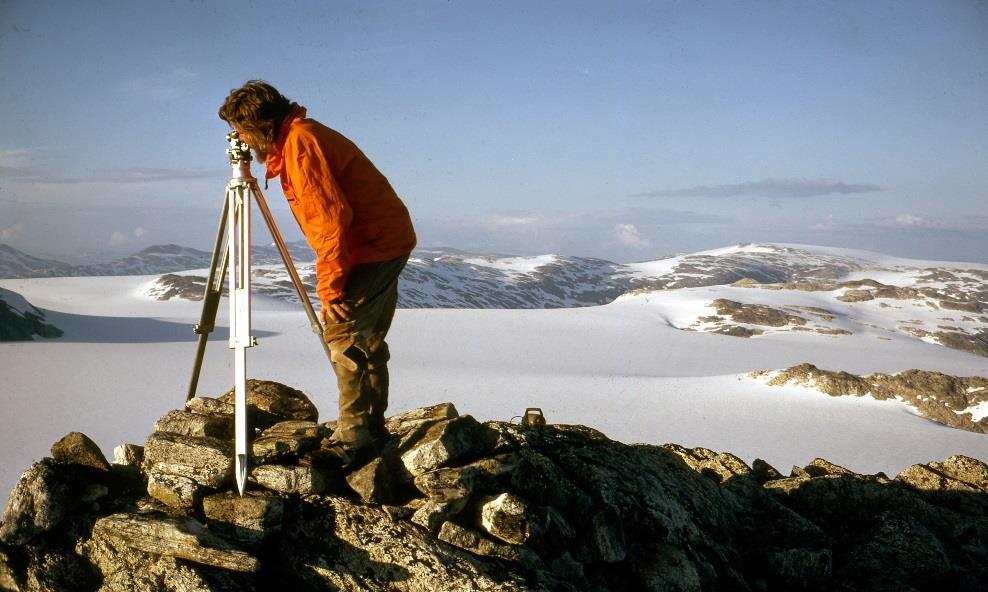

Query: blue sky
[1,0,986,263]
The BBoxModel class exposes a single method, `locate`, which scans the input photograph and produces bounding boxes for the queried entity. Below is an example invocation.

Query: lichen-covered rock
[481,492,530,545]
[0,459,68,545]
[147,471,202,510]
[91,512,260,573]
[251,464,330,496]
[154,409,233,440]
[112,443,144,467]
[217,380,318,429]
[50,431,110,472]
[251,420,327,464]
[186,396,235,417]
[346,455,405,505]
[400,415,495,476]
[202,492,284,547]
[142,431,232,489]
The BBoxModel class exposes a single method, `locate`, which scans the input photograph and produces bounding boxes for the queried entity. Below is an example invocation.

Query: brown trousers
[321,255,408,443]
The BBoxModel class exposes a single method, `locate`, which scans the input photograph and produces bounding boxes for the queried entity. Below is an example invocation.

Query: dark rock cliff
[1,380,986,591]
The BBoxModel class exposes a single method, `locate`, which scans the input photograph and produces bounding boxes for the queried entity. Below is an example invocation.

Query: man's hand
[320,300,353,325]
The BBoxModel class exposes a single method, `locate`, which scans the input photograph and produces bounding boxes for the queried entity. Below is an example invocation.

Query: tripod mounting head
[226,131,254,180]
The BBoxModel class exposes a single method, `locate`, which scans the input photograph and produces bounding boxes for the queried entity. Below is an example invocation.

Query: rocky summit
[1,381,987,591]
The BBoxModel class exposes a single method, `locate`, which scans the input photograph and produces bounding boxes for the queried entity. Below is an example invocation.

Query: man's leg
[322,256,407,452]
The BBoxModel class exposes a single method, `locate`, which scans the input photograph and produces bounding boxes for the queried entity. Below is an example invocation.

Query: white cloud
[486,214,539,227]
[1,222,25,242]
[877,213,939,228]
[134,226,146,238]
[109,231,128,246]
[614,223,652,248]
[636,178,882,199]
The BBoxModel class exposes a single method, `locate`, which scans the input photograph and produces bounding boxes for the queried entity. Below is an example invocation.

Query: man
[219,80,416,465]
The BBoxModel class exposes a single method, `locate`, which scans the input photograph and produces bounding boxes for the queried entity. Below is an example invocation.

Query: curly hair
[218,80,293,155]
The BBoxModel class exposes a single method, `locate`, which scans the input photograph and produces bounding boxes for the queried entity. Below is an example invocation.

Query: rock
[755,364,988,433]
[251,464,330,495]
[147,471,202,510]
[412,500,467,534]
[481,492,531,545]
[929,455,988,492]
[4,396,988,591]
[50,431,111,472]
[710,298,808,327]
[663,445,751,483]
[92,512,260,573]
[837,289,874,302]
[386,402,459,433]
[895,464,982,493]
[154,409,233,440]
[804,458,854,477]
[112,443,144,467]
[400,415,495,476]
[437,521,536,563]
[347,455,405,505]
[751,458,784,484]
[765,547,832,588]
[588,503,627,563]
[251,420,327,464]
[202,492,284,547]
[143,431,232,489]
[186,396,235,416]
[218,379,318,429]
[277,495,533,591]
[0,459,68,545]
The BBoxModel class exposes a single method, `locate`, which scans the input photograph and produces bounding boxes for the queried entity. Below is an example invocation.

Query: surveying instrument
[186,131,332,495]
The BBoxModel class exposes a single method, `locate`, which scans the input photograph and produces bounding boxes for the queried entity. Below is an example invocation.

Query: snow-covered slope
[0,287,63,341]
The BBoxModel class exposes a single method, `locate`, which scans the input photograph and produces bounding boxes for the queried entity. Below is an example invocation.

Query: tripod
[187,131,332,495]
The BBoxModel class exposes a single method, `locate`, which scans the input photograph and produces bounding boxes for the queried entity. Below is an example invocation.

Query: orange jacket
[265,105,416,307]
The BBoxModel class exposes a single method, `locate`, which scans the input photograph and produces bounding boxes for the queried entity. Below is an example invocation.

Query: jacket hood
[264,103,307,179]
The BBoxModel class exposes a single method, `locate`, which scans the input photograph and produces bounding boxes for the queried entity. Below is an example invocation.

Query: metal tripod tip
[235,454,248,496]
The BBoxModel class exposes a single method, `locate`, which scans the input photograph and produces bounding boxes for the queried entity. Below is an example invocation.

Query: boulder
[251,420,328,464]
[92,512,260,573]
[251,464,330,496]
[481,492,530,545]
[154,409,233,440]
[400,415,495,476]
[0,459,68,545]
[186,396,235,416]
[147,471,201,510]
[50,431,110,472]
[202,492,284,547]
[346,455,406,505]
[142,431,232,489]
[112,443,144,467]
[218,380,318,429]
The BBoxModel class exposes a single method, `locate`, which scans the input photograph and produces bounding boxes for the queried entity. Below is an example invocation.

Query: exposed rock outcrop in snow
[2,381,987,591]
[751,364,988,434]
[0,287,62,341]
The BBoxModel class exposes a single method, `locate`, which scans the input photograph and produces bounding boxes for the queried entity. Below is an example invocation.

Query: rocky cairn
[2,381,988,591]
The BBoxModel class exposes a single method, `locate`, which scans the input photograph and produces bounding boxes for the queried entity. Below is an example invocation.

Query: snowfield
[1,243,986,506]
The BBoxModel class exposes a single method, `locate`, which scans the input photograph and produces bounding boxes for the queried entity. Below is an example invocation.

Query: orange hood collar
[264,104,306,179]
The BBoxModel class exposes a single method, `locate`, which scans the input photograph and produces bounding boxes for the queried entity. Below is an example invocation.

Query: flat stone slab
[143,432,232,489]
[203,492,284,546]
[154,410,233,440]
[92,512,259,573]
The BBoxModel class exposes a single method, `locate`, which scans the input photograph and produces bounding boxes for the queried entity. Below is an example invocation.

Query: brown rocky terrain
[752,364,988,434]
[686,299,851,338]
[2,380,987,591]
